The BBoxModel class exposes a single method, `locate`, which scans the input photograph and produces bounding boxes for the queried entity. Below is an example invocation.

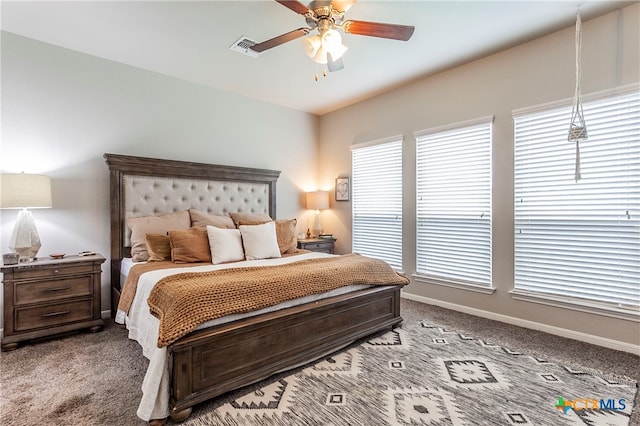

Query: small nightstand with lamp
[0,172,106,350]
[300,190,336,253]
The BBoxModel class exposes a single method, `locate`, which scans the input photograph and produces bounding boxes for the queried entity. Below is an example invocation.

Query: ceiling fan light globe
[313,46,328,64]
[321,29,343,49]
[302,35,322,58]
[320,29,347,62]
[326,42,347,60]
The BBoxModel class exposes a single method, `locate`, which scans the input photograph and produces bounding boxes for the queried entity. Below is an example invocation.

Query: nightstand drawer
[14,276,93,305]
[15,299,93,331]
[298,238,336,254]
[12,264,95,280]
[305,242,332,250]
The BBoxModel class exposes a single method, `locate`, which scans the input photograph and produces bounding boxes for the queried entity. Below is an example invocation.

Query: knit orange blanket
[147,253,409,347]
[117,261,207,315]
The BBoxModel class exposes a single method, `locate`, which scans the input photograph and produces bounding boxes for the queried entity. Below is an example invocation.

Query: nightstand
[1,254,105,351]
[297,238,336,254]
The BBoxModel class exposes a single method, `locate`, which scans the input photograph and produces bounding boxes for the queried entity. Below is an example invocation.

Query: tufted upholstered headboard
[104,153,280,315]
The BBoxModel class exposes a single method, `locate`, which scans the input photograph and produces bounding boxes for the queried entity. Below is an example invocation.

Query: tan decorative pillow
[127,210,190,262]
[189,209,236,229]
[275,219,298,254]
[145,234,171,262]
[229,211,272,228]
[169,227,212,263]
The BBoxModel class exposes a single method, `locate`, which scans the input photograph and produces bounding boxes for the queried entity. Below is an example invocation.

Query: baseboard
[401,293,640,356]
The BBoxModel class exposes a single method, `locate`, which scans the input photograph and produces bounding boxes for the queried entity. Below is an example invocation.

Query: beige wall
[0,32,320,323]
[318,4,640,350]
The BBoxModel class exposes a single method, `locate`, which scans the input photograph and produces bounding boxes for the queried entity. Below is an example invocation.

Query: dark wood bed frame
[104,153,403,422]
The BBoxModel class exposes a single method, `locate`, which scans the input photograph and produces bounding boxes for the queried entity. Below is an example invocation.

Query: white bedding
[116,252,369,421]
[119,257,137,278]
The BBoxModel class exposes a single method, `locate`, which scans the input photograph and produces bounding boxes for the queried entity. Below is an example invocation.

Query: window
[351,138,403,270]
[414,117,493,289]
[513,88,639,317]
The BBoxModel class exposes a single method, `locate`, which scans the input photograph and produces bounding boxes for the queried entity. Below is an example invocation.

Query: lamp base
[9,209,42,262]
[312,210,324,238]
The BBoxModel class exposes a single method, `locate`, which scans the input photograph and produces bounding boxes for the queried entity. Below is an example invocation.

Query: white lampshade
[306,190,329,211]
[0,173,52,208]
[0,173,52,262]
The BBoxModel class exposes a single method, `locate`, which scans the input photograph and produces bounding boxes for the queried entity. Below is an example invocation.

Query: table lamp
[306,190,329,237]
[0,173,52,262]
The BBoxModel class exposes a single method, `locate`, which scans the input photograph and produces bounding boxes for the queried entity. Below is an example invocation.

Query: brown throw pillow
[127,210,190,262]
[169,227,212,263]
[275,219,298,254]
[229,211,272,228]
[145,234,171,262]
[189,209,236,229]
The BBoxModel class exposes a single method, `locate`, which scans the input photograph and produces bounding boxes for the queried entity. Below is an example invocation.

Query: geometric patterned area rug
[186,321,637,426]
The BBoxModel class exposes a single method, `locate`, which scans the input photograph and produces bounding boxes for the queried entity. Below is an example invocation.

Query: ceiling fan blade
[250,28,310,53]
[327,53,344,72]
[331,0,357,13]
[342,20,415,41]
[275,0,310,15]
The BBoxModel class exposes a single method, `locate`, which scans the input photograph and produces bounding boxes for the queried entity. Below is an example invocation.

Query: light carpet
[184,321,637,426]
[0,299,637,425]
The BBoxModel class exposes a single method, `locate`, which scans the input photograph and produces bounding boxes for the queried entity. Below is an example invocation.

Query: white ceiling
[1,0,634,115]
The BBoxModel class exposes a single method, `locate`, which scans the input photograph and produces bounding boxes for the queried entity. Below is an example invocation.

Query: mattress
[120,256,138,278]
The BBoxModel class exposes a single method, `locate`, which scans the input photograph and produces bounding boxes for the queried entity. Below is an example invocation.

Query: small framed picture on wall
[335,177,350,201]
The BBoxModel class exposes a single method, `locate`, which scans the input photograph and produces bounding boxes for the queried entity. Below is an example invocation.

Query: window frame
[511,84,640,321]
[413,116,494,293]
[351,136,404,271]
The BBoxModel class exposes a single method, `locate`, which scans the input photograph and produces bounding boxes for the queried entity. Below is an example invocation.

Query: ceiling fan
[249,0,415,72]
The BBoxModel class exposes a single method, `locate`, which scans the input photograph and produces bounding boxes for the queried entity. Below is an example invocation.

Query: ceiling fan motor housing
[306,3,345,29]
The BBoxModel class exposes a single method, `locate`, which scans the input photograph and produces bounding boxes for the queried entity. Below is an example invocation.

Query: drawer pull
[41,286,70,293]
[53,269,60,274]
[42,310,70,318]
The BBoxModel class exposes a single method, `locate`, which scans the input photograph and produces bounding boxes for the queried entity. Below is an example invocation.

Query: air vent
[229,36,260,58]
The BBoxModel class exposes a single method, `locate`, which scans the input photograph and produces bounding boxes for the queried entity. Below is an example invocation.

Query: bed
[104,153,406,423]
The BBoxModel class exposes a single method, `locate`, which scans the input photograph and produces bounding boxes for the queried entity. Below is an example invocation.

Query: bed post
[105,155,125,317]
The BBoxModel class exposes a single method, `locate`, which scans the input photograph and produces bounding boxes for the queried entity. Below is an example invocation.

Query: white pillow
[239,222,282,261]
[206,226,245,264]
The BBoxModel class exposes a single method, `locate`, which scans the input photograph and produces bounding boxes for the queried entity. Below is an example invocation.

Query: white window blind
[351,139,403,270]
[514,90,640,313]
[415,118,493,287]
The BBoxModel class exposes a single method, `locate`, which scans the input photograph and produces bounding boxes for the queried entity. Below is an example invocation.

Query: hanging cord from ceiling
[568,9,588,182]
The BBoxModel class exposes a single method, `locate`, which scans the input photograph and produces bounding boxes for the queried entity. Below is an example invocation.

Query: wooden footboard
[167,285,402,420]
